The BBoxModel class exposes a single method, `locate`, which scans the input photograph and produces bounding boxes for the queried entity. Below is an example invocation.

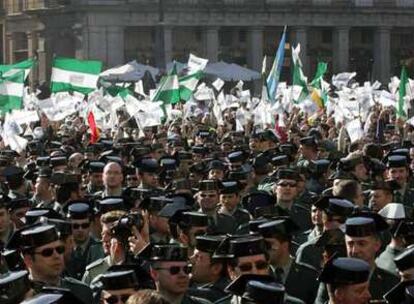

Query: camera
[111,212,144,245]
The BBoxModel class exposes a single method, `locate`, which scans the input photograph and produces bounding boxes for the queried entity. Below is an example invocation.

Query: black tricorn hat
[318,257,370,285]
[150,244,188,262]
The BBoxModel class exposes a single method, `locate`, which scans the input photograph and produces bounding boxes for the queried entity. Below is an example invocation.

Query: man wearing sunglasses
[272,169,312,233]
[296,197,354,271]
[196,180,237,235]
[258,218,319,304]
[150,244,212,304]
[99,266,154,304]
[66,203,104,280]
[20,224,93,303]
[188,235,230,303]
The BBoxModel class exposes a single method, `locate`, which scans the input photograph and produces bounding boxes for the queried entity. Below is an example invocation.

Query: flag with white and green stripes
[51,57,103,95]
[0,70,25,113]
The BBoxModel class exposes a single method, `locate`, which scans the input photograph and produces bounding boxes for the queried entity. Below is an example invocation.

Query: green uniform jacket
[284,261,319,304]
[375,244,402,277]
[82,255,111,286]
[295,236,323,271]
[66,237,105,280]
[188,276,231,303]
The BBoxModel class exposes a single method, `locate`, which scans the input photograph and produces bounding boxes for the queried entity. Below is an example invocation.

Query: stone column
[87,26,107,63]
[37,30,57,82]
[107,26,125,67]
[247,26,263,72]
[27,31,38,85]
[6,32,15,64]
[155,25,173,69]
[203,26,219,62]
[373,26,391,84]
[292,26,309,76]
[333,26,350,73]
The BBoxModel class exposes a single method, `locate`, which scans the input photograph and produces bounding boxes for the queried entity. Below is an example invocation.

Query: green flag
[152,63,180,104]
[397,66,408,119]
[310,62,328,109]
[51,57,102,95]
[0,58,35,80]
[179,70,203,101]
[291,44,309,103]
[0,70,25,113]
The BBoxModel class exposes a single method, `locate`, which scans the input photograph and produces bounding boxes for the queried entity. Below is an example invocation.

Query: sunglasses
[34,245,65,257]
[72,223,90,230]
[104,294,131,304]
[277,182,297,188]
[155,265,192,275]
[127,176,138,181]
[238,260,268,272]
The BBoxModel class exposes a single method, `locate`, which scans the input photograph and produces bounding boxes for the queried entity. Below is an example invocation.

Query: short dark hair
[126,290,170,304]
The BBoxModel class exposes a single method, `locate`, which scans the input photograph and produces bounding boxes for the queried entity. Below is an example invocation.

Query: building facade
[2,0,414,85]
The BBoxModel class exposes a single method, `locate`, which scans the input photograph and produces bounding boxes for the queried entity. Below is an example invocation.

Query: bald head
[103,162,123,189]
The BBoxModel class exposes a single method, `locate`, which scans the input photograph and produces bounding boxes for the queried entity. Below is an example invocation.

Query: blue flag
[266,27,287,103]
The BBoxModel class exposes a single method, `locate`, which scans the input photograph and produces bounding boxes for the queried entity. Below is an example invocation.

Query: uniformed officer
[99,266,153,304]
[258,217,319,304]
[368,180,398,212]
[136,158,161,190]
[149,244,212,303]
[196,180,237,234]
[272,169,312,233]
[85,161,105,195]
[0,194,13,249]
[296,197,354,270]
[386,155,414,209]
[344,214,399,301]
[82,210,127,286]
[169,211,209,255]
[376,203,407,275]
[19,224,93,303]
[98,162,124,198]
[217,181,251,230]
[0,270,32,303]
[8,197,31,229]
[188,235,230,302]
[66,203,104,280]
[318,257,371,304]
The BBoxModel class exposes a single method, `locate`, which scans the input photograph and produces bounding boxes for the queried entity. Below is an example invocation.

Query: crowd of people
[1,69,414,304]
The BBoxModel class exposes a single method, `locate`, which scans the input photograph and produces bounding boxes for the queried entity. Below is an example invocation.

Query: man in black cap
[99,266,153,304]
[368,180,397,212]
[298,136,318,164]
[82,210,127,286]
[217,181,251,229]
[188,235,230,303]
[32,167,55,209]
[66,203,104,280]
[272,169,312,233]
[20,224,93,303]
[394,244,414,281]
[147,196,174,244]
[318,257,371,304]
[4,166,30,199]
[206,160,226,181]
[258,218,319,304]
[21,287,84,304]
[345,214,399,301]
[150,244,212,304]
[0,195,13,249]
[338,151,369,183]
[386,154,414,208]
[0,270,32,303]
[195,180,237,234]
[296,197,354,270]
[85,161,105,195]
[136,158,161,191]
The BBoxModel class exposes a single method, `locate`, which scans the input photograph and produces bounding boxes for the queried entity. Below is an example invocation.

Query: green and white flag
[179,70,203,101]
[51,57,103,95]
[152,63,180,104]
[0,58,35,80]
[0,70,25,113]
[397,66,409,119]
[291,44,309,103]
